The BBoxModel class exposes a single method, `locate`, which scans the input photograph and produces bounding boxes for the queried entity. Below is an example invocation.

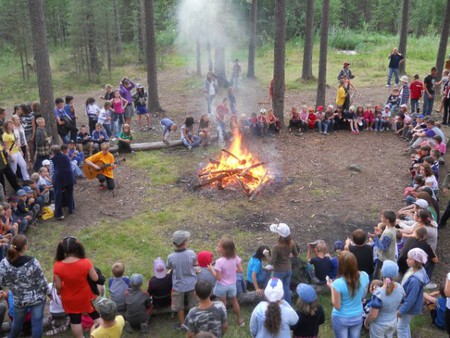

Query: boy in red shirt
[409,74,424,114]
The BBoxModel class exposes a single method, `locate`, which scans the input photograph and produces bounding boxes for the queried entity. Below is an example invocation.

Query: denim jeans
[397,313,414,338]
[332,315,362,338]
[317,120,328,133]
[375,118,386,131]
[387,67,400,86]
[182,135,201,148]
[9,300,45,338]
[423,93,435,116]
[112,113,124,137]
[410,99,419,114]
[273,270,292,304]
[207,95,215,115]
[217,121,226,144]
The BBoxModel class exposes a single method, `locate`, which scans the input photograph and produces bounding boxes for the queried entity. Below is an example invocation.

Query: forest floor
[24,66,450,337]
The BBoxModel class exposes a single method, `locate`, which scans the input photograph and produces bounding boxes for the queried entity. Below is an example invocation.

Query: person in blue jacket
[397,248,430,337]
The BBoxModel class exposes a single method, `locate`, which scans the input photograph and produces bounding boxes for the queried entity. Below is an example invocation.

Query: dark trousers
[0,166,20,193]
[118,141,131,153]
[443,98,450,125]
[88,117,97,135]
[439,199,450,227]
[54,184,74,218]
[97,174,115,190]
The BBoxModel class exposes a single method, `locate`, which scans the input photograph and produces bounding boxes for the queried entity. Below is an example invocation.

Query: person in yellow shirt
[91,298,125,338]
[336,80,348,108]
[85,143,116,190]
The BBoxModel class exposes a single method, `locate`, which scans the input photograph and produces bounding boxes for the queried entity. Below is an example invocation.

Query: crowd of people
[0,51,449,338]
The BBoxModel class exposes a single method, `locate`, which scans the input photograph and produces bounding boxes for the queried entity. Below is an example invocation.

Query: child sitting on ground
[246,245,272,296]
[45,283,69,336]
[147,257,172,309]
[423,285,447,330]
[91,297,125,338]
[76,125,94,156]
[117,124,133,154]
[160,118,178,144]
[198,115,211,146]
[364,104,375,130]
[386,88,400,113]
[183,280,228,338]
[91,123,109,152]
[108,262,129,314]
[291,283,325,338]
[124,274,151,334]
[306,240,333,284]
[180,117,201,150]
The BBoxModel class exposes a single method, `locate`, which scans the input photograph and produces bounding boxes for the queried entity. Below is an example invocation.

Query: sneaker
[424,282,437,290]
[187,145,192,150]
[172,323,183,331]
[140,323,149,334]
[386,84,391,87]
[124,321,133,334]
[99,184,105,191]
[56,216,64,221]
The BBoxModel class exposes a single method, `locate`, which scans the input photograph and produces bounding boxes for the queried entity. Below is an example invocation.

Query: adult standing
[409,74,424,114]
[269,223,298,305]
[53,236,101,338]
[119,77,135,125]
[205,72,217,115]
[364,260,405,337]
[327,251,369,338]
[423,67,437,116]
[442,73,450,125]
[0,235,48,338]
[18,104,34,162]
[51,145,75,220]
[386,48,405,88]
[337,62,355,81]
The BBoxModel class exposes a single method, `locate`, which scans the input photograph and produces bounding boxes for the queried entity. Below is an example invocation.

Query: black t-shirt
[309,257,333,281]
[349,244,374,279]
[291,305,325,337]
[398,237,435,274]
[389,53,404,69]
[424,74,436,95]
[147,272,172,308]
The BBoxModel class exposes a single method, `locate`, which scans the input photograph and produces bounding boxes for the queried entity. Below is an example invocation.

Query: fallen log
[110,140,183,153]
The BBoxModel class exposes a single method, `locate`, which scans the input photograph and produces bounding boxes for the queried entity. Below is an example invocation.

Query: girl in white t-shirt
[208,239,245,327]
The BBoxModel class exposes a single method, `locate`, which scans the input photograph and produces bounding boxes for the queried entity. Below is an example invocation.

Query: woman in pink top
[110,90,128,137]
[208,239,245,327]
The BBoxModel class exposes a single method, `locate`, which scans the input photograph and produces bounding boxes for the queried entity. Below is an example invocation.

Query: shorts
[171,290,198,312]
[213,283,237,298]
[78,142,92,151]
[68,311,99,325]
[124,105,134,120]
[136,105,148,115]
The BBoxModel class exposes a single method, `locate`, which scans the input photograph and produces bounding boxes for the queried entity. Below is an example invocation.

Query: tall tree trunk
[316,0,330,107]
[138,0,146,62]
[86,10,101,77]
[301,0,314,80]
[436,0,450,82]
[196,39,201,76]
[247,0,257,78]
[398,0,409,75]
[214,47,227,88]
[106,10,112,77]
[273,0,286,127]
[113,0,123,54]
[144,0,163,112]
[27,0,58,143]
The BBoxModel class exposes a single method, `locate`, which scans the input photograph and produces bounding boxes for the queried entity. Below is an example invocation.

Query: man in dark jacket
[51,145,75,220]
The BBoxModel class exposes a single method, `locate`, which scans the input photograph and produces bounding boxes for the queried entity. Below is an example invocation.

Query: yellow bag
[41,206,54,220]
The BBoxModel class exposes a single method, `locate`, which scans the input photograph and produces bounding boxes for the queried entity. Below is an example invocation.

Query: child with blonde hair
[306,240,333,284]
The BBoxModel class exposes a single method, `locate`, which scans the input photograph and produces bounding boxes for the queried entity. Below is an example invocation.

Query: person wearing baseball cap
[167,230,198,329]
[91,297,125,338]
[269,223,298,304]
[397,248,430,337]
[249,278,299,338]
[123,274,151,334]
[147,257,172,309]
[292,283,325,337]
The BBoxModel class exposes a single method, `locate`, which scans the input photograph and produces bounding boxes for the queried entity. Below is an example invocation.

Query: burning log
[238,162,267,177]
[221,149,246,165]
[249,172,270,201]
[198,168,243,177]
[209,158,220,165]
[194,173,229,190]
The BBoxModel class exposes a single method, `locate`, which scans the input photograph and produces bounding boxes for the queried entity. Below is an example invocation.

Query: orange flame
[199,130,270,193]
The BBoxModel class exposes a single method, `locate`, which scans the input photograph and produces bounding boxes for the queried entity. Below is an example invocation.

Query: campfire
[195,131,271,200]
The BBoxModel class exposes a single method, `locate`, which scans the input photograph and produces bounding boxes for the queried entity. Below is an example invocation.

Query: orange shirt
[53,258,95,314]
[86,151,115,178]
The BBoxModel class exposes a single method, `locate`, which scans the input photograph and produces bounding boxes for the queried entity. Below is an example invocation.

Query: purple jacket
[120,81,135,104]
